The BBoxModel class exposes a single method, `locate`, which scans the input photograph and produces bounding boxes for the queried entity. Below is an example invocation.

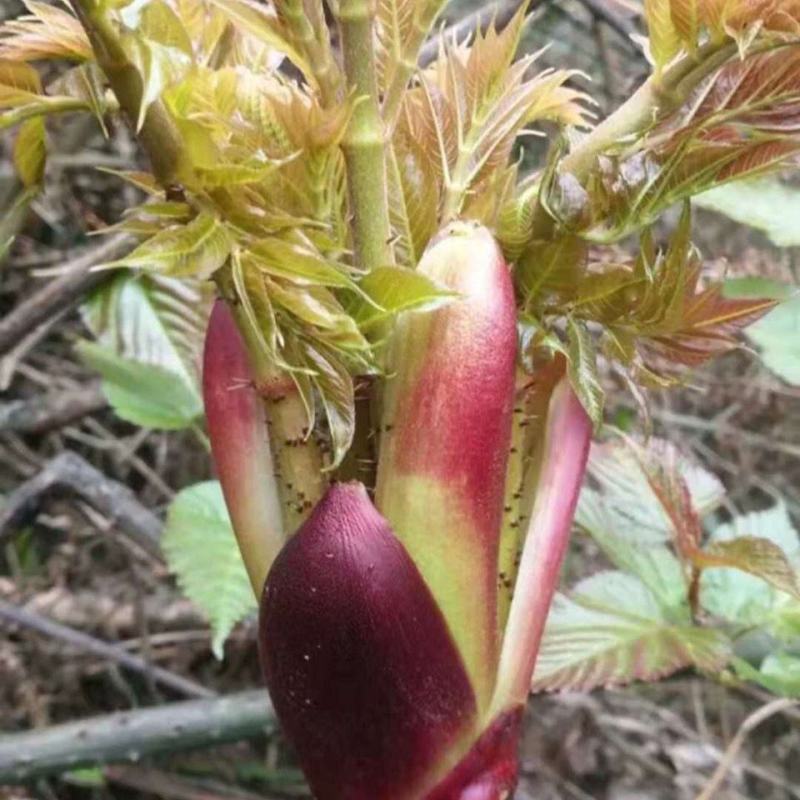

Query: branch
[0,451,162,558]
[695,697,799,800]
[0,690,275,783]
[0,234,133,358]
[575,0,637,44]
[0,382,106,434]
[0,600,213,699]
[68,0,190,187]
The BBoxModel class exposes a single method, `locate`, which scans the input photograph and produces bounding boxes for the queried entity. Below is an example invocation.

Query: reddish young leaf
[259,482,478,800]
[695,537,800,598]
[632,438,702,560]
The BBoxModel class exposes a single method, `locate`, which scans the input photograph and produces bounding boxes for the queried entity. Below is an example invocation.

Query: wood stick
[0,451,162,558]
[0,690,275,783]
[0,382,107,434]
[0,599,214,699]
[0,234,132,358]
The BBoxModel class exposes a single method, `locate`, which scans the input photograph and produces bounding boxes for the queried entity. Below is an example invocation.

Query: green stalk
[277,0,341,107]
[0,96,117,130]
[527,39,738,242]
[221,287,325,534]
[68,0,191,187]
[336,0,393,272]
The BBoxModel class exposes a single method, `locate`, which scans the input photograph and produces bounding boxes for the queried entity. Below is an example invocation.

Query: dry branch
[0,690,275,783]
[0,234,132,358]
[0,599,213,699]
[0,451,162,558]
[0,382,107,434]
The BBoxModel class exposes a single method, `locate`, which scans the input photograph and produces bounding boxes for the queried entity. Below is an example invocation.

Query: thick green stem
[337,0,394,272]
[68,0,191,187]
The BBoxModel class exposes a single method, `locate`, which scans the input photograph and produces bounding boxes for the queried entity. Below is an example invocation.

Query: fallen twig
[695,697,799,800]
[0,233,132,359]
[103,765,275,800]
[0,382,106,434]
[0,690,275,783]
[0,451,162,558]
[0,599,213,699]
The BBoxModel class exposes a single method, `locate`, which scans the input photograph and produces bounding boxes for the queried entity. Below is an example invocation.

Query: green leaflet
[725,278,800,387]
[77,341,203,429]
[532,571,730,692]
[102,213,232,279]
[162,481,256,659]
[79,270,210,430]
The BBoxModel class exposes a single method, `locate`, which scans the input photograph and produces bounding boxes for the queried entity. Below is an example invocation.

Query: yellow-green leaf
[13,115,45,187]
[104,213,232,279]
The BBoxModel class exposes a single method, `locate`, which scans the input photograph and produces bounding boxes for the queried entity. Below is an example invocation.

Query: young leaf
[13,115,44,186]
[644,0,681,70]
[103,213,232,279]
[695,537,800,599]
[733,653,800,698]
[82,270,210,393]
[532,571,730,692]
[0,2,92,62]
[584,438,725,540]
[566,317,604,428]
[163,481,257,659]
[348,266,455,330]
[701,503,800,626]
[79,271,210,430]
[576,486,689,613]
[77,341,203,429]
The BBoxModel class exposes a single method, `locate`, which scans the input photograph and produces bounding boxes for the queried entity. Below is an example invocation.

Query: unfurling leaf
[163,481,256,659]
[104,213,232,279]
[566,318,604,428]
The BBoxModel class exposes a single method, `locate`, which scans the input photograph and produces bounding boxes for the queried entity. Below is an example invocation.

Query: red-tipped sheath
[492,379,592,710]
[259,482,478,800]
[375,222,517,711]
[203,299,283,595]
